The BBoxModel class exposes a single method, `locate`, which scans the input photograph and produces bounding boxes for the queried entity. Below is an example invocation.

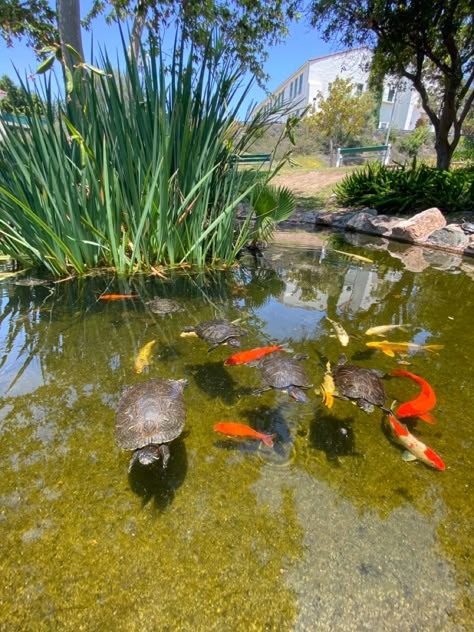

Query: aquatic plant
[0,31,295,276]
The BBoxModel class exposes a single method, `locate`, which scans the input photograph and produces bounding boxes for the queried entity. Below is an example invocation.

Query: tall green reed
[0,31,295,276]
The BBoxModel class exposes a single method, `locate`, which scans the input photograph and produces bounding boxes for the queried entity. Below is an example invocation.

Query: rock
[423,249,463,270]
[424,224,469,251]
[346,212,401,236]
[387,244,430,273]
[391,208,446,242]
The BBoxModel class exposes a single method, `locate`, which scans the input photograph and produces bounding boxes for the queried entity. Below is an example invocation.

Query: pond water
[0,230,473,631]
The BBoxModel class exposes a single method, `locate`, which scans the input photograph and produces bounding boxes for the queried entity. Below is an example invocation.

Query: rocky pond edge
[282,206,474,259]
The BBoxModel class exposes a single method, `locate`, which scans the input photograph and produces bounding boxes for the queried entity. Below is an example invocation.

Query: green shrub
[0,32,295,276]
[334,162,474,215]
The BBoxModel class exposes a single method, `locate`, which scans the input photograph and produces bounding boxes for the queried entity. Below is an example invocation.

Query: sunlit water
[0,230,473,630]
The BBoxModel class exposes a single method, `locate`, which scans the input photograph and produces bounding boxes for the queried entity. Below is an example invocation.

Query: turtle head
[128,445,162,472]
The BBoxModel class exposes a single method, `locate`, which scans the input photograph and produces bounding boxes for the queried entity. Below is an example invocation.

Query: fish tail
[262,433,276,448]
[426,345,444,351]
[423,447,445,470]
[223,358,236,366]
[382,349,395,357]
[418,412,436,424]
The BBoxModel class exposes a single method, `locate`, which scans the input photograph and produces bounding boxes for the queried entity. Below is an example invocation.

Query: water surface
[0,231,473,630]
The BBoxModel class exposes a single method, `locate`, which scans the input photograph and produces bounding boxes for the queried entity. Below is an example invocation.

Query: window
[290,82,293,99]
[355,83,364,95]
[386,87,396,102]
[298,74,303,94]
[379,121,388,129]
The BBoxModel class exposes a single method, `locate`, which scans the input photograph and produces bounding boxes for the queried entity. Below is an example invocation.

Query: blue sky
[0,6,340,111]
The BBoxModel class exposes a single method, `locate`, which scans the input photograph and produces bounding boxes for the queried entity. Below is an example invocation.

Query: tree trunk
[435,135,453,170]
[128,1,148,60]
[56,0,84,75]
[329,138,334,167]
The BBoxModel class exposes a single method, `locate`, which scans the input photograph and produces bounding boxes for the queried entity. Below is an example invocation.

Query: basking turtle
[146,297,183,315]
[326,354,388,414]
[255,352,312,402]
[461,222,474,235]
[181,319,247,352]
[115,378,187,472]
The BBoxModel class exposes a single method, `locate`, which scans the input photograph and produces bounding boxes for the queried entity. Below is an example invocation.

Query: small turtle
[181,319,247,352]
[461,222,474,235]
[146,297,183,315]
[115,378,187,472]
[255,352,312,402]
[330,354,388,414]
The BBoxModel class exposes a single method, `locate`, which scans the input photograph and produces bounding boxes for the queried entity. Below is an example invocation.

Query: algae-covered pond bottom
[0,230,473,631]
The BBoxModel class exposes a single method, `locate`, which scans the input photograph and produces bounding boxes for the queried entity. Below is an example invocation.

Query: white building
[258,47,423,131]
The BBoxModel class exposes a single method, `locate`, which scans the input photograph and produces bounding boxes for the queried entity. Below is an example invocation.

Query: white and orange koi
[385,414,445,470]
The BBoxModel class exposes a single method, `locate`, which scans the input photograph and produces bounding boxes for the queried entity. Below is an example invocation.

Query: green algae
[0,242,473,629]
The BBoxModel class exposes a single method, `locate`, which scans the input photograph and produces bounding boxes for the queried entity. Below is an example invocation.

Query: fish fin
[382,349,395,357]
[401,450,418,462]
[427,345,444,351]
[262,433,276,448]
[418,412,436,424]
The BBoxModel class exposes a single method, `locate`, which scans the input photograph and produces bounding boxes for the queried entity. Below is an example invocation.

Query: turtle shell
[259,353,311,389]
[333,364,386,407]
[146,297,183,314]
[115,378,187,450]
[193,319,247,344]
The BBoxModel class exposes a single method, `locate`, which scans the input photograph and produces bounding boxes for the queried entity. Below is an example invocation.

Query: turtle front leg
[159,443,171,469]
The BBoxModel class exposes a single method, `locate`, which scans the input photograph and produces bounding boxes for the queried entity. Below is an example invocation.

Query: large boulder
[391,208,446,242]
[346,212,402,236]
[424,224,470,251]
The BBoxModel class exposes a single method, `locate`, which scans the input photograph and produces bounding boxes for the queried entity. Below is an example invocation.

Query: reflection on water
[0,232,473,630]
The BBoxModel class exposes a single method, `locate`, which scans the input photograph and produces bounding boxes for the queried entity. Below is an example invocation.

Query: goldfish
[317,360,336,408]
[213,422,276,447]
[364,324,411,337]
[390,369,436,424]
[99,294,139,300]
[365,340,444,357]
[332,249,374,263]
[224,345,288,366]
[326,317,349,347]
[385,414,445,470]
[134,339,157,374]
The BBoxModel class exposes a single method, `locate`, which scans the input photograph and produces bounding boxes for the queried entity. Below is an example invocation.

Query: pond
[0,229,473,630]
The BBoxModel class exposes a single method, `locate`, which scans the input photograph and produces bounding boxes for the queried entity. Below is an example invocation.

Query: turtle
[115,377,187,472]
[146,297,184,315]
[328,354,389,414]
[254,352,312,402]
[461,222,474,235]
[181,319,247,352]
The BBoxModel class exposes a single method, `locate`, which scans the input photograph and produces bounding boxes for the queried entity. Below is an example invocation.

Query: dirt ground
[273,169,349,196]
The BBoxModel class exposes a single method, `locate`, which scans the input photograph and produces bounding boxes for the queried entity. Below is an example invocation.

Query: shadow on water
[309,411,357,461]
[127,439,188,511]
[186,360,254,404]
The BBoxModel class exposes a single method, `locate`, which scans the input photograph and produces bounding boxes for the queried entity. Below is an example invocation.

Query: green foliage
[0,33,294,276]
[397,125,431,159]
[0,0,57,48]
[0,75,45,114]
[334,162,474,215]
[305,78,376,164]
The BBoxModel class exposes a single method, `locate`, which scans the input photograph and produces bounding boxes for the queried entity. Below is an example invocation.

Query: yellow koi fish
[332,249,374,263]
[364,324,411,337]
[366,340,444,358]
[326,317,349,347]
[135,340,157,374]
[317,361,336,408]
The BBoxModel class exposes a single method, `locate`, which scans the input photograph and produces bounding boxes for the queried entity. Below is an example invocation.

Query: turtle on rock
[254,352,312,402]
[321,354,389,414]
[146,297,184,315]
[181,319,247,352]
[115,378,187,472]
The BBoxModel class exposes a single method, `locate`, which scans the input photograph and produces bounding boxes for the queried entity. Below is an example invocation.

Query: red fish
[224,345,287,366]
[385,415,445,470]
[390,368,436,424]
[99,294,139,300]
[214,422,276,447]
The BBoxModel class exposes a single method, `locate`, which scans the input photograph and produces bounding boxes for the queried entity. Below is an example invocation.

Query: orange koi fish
[385,415,445,470]
[390,368,436,424]
[99,293,139,300]
[224,345,287,366]
[214,422,276,447]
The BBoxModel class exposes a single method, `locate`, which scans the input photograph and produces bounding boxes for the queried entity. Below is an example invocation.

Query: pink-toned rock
[346,212,402,236]
[387,244,430,273]
[391,208,446,242]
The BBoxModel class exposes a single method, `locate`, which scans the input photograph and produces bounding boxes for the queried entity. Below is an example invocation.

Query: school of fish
[103,288,446,471]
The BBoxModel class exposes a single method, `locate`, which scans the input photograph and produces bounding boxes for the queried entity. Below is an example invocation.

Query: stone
[424,225,469,251]
[391,208,446,242]
[346,212,402,236]
[387,244,430,273]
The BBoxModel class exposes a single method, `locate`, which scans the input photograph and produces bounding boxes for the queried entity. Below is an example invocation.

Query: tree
[305,77,376,165]
[0,74,44,113]
[307,0,474,170]
[0,1,301,84]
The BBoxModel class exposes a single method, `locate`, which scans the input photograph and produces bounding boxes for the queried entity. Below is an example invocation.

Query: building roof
[307,46,371,64]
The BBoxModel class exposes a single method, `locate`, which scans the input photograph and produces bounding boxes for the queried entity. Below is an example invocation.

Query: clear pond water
[0,230,473,630]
